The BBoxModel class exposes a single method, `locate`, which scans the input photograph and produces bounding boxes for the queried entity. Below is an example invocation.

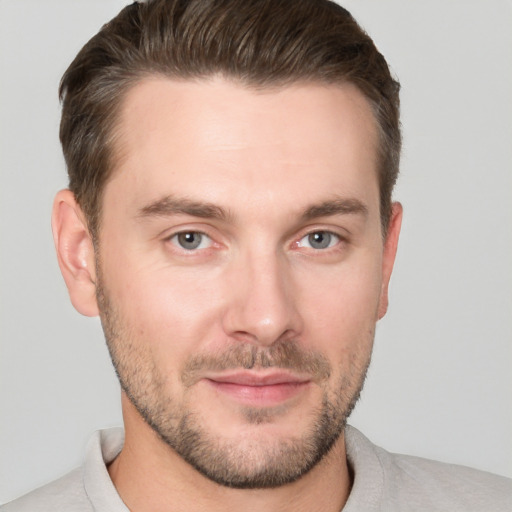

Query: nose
[221,250,303,347]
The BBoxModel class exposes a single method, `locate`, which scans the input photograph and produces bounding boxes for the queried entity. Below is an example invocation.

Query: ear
[377,202,403,319]
[52,189,99,317]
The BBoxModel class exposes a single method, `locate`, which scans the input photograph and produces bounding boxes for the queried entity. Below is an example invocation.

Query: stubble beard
[96,278,372,489]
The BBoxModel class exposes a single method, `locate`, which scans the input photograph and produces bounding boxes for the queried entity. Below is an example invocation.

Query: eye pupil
[308,231,331,249]
[177,232,202,250]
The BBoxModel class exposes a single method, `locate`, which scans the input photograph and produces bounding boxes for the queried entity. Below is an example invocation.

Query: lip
[204,371,311,406]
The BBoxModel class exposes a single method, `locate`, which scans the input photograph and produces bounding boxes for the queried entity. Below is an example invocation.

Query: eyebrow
[301,197,368,221]
[137,194,367,223]
[138,195,231,221]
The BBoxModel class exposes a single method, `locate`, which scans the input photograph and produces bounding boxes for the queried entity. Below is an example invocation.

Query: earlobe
[52,189,99,317]
[378,202,403,319]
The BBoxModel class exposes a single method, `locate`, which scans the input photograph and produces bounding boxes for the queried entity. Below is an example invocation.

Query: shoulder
[1,428,125,512]
[0,468,92,512]
[344,425,512,512]
[377,447,512,511]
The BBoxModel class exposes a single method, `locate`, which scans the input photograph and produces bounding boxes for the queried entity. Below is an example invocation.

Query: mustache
[181,340,331,387]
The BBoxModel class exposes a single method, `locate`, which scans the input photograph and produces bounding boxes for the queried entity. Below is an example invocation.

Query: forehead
[107,77,379,219]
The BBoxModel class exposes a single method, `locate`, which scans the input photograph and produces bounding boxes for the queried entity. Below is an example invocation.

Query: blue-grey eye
[171,232,211,250]
[298,231,339,250]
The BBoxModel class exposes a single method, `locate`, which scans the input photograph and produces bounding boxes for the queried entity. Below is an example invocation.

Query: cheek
[99,250,229,362]
[298,256,382,358]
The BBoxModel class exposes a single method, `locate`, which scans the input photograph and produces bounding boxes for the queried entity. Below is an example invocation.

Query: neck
[109,396,352,512]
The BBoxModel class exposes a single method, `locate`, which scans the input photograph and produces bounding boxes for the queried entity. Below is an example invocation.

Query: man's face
[94,77,398,488]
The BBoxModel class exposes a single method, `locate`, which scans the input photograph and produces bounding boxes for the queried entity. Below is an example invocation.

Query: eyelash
[296,231,341,251]
[167,231,213,251]
[164,228,344,254]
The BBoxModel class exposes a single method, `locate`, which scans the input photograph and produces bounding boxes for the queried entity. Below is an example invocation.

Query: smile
[204,371,311,407]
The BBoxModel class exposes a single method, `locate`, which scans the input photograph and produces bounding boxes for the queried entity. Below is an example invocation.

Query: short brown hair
[59,0,401,238]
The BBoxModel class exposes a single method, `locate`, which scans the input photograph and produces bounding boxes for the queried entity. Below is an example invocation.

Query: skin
[52,77,402,512]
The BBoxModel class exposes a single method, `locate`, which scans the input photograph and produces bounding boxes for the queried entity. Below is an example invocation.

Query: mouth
[204,371,311,407]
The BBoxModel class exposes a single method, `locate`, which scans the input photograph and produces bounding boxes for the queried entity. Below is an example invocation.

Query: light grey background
[1,0,511,504]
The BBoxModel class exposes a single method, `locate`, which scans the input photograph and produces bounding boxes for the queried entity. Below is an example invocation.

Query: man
[2,0,511,510]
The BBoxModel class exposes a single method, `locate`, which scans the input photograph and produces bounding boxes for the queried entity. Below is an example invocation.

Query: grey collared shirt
[2,426,511,511]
